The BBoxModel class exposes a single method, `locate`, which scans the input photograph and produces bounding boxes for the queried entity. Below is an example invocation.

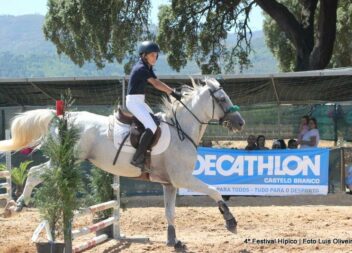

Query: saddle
[116,107,162,150]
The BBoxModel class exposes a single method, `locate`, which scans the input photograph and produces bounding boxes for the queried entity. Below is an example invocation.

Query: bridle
[208,87,240,124]
[176,86,240,125]
[167,86,240,148]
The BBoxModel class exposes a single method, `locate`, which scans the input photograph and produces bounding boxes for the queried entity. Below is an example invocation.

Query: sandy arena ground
[1,140,351,252]
[1,194,352,253]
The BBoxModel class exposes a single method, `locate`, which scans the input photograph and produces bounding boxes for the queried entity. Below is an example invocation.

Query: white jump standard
[72,200,118,253]
[0,171,11,201]
[72,177,148,253]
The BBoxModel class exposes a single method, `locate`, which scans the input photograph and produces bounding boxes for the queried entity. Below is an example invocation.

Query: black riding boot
[131,128,154,170]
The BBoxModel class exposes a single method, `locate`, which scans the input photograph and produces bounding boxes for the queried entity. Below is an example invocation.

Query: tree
[35,91,83,252]
[43,0,153,73]
[264,0,351,72]
[157,1,255,74]
[330,0,352,68]
[43,0,340,74]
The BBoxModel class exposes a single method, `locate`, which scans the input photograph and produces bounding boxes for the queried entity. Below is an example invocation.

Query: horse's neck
[174,93,211,145]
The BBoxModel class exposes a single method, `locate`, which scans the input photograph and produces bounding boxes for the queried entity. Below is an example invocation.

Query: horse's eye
[219,97,226,103]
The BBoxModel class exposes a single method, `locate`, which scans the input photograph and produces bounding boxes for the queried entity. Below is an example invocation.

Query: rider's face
[145,52,158,66]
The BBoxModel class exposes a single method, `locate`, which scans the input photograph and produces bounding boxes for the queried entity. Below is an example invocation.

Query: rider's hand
[171,90,182,101]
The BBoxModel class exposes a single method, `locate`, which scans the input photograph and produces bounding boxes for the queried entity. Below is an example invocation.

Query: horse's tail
[0,109,55,151]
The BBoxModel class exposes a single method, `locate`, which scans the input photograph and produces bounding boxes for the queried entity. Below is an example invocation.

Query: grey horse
[0,78,245,248]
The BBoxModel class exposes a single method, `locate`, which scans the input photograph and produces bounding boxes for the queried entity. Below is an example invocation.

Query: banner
[179,147,329,196]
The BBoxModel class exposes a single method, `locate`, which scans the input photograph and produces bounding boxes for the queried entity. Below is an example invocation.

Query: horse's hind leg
[16,161,51,211]
[163,184,185,249]
[174,175,237,233]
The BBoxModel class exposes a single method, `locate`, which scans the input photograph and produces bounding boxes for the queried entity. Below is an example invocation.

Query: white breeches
[126,94,157,133]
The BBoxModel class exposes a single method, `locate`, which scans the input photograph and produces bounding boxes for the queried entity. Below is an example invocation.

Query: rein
[165,86,240,149]
[178,88,240,125]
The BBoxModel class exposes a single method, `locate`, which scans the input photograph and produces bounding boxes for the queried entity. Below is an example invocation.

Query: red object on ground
[56,100,64,116]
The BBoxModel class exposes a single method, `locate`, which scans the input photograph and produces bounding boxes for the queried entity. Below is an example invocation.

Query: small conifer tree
[35,90,82,253]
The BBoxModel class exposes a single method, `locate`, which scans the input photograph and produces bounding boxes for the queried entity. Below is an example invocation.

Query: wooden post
[341,147,345,191]
[122,78,126,110]
[334,104,338,146]
[112,176,121,239]
[5,130,11,170]
[1,110,5,140]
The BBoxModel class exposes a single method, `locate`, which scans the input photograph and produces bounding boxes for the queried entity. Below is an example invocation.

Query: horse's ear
[204,77,218,89]
[200,76,208,87]
[190,76,197,89]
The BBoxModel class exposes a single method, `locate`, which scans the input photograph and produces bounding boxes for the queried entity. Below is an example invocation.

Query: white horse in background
[0,78,245,248]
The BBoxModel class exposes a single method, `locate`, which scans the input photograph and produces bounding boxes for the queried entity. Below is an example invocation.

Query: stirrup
[131,160,152,173]
[131,159,145,170]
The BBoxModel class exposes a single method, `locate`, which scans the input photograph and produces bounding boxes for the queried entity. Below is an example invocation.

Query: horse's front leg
[162,184,185,250]
[15,161,51,211]
[174,175,237,233]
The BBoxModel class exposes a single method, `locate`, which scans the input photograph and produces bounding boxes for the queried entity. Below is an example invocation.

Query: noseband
[208,87,240,124]
[168,86,240,149]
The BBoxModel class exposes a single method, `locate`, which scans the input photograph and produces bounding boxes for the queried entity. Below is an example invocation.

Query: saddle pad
[112,113,171,155]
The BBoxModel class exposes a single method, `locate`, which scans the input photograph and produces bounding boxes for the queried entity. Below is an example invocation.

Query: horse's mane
[161,77,220,118]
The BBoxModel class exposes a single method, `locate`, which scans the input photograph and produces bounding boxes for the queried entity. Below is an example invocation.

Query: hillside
[0,15,278,78]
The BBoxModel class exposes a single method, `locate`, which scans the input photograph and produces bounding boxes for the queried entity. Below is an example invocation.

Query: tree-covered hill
[0,15,277,78]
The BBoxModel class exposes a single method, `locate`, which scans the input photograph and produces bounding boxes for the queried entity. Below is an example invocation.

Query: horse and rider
[0,41,245,248]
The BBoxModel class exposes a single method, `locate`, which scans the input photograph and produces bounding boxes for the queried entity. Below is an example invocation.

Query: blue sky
[0,0,264,31]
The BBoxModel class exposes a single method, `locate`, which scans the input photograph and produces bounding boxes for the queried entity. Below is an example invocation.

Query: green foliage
[11,160,32,187]
[35,90,83,244]
[263,12,296,72]
[263,0,308,72]
[330,1,352,68]
[263,0,351,71]
[0,51,124,78]
[157,1,254,74]
[0,15,278,77]
[43,0,152,72]
[0,163,6,171]
[42,1,257,74]
[34,168,65,241]
[90,166,114,219]
[0,15,53,55]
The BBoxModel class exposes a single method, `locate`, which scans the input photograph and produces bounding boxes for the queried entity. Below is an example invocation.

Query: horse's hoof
[15,201,25,212]
[166,240,176,247]
[226,218,237,234]
[167,225,176,246]
[174,240,186,251]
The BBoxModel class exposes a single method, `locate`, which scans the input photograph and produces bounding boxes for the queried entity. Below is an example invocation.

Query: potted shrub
[34,91,82,253]
[34,169,66,253]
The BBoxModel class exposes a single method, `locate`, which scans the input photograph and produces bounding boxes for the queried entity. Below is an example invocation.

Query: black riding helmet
[138,41,160,56]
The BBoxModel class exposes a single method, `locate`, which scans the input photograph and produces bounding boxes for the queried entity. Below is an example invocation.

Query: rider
[126,41,182,170]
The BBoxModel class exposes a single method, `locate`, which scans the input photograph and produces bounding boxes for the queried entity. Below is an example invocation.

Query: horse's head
[203,78,245,132]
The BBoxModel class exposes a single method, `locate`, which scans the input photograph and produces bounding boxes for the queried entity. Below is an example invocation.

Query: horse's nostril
[239,122,243,126]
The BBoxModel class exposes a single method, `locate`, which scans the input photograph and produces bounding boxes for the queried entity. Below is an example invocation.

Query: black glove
[171,90,182,101]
